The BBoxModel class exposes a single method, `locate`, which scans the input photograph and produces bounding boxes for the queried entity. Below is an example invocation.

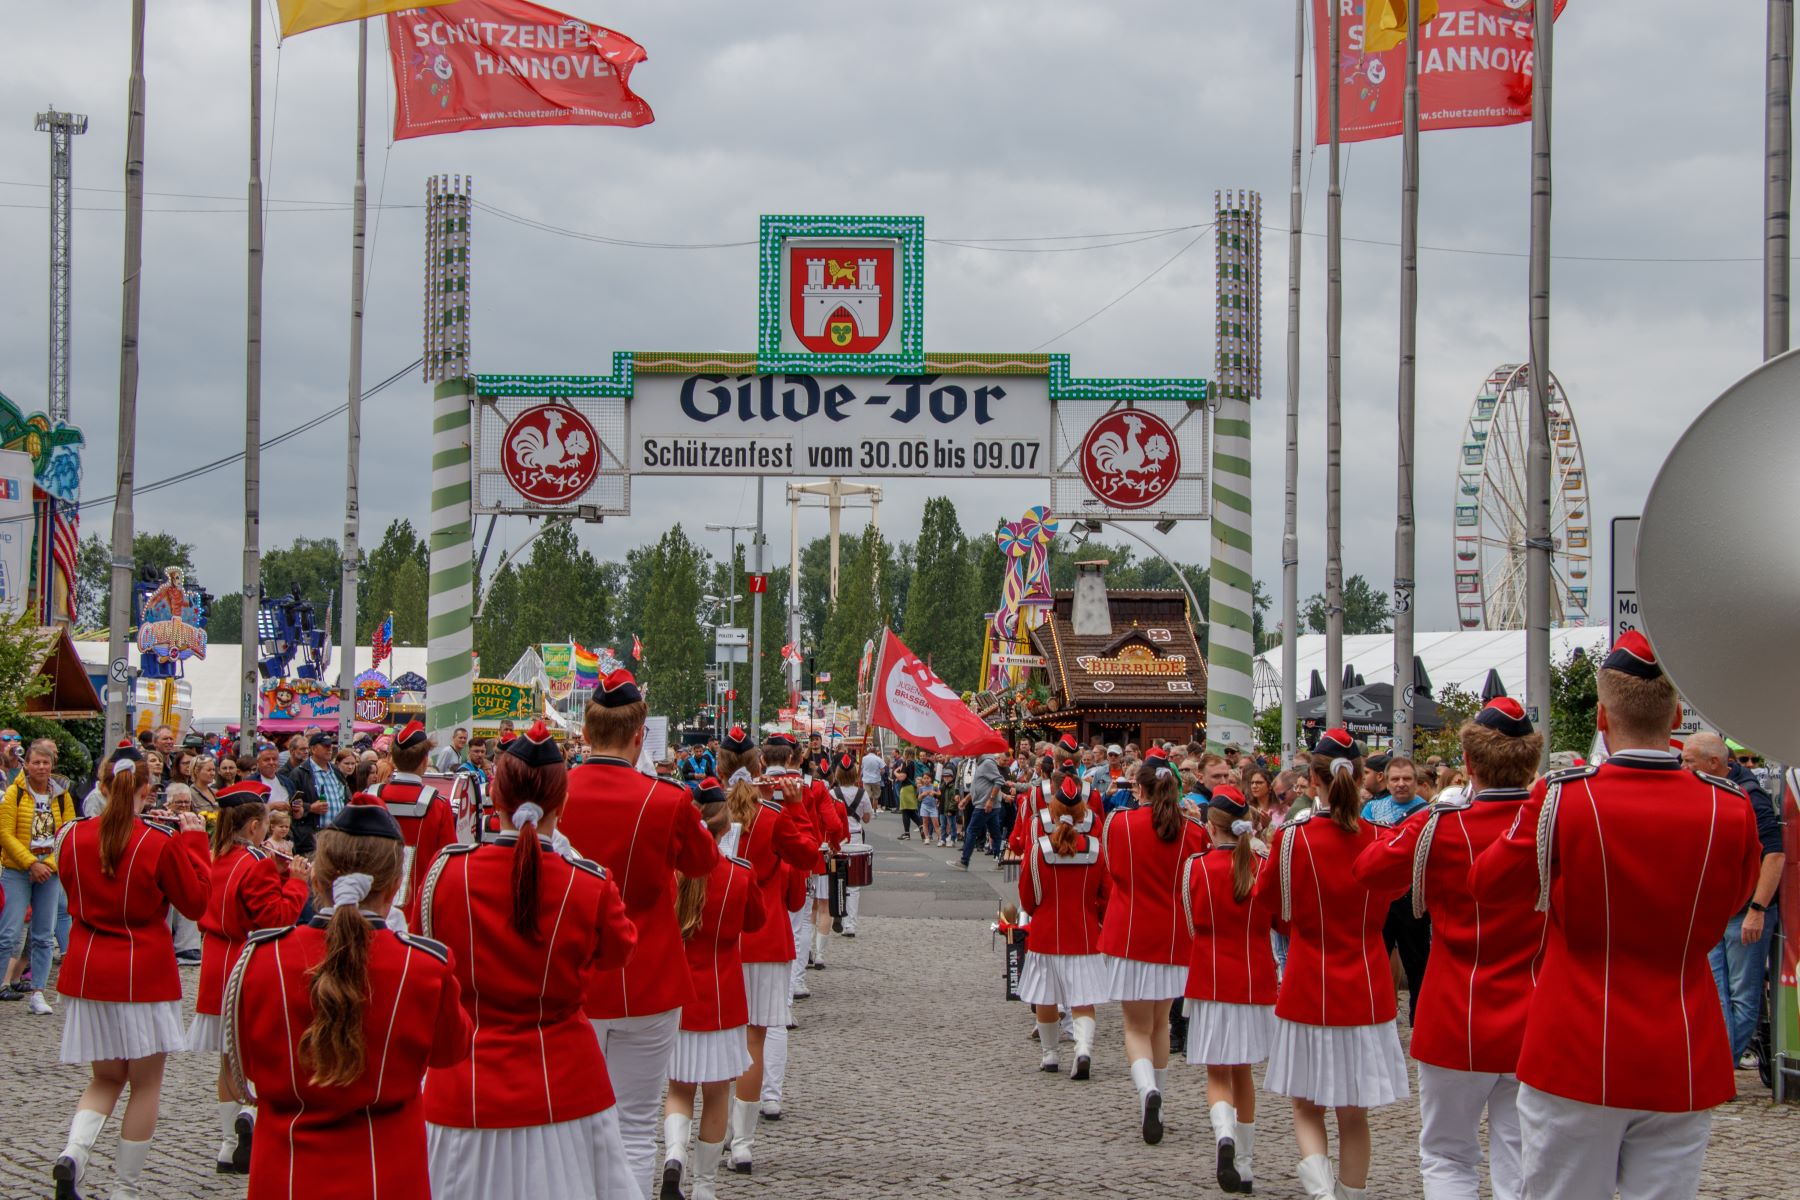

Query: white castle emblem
[800,256,881,340]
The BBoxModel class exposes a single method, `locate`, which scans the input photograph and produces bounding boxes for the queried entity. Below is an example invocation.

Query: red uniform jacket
[196,845,309,1016]
[421,837,636,1126]
[1008,778,1097,856]
[55,817,211,1005]
[370,774,458,932]
[680,853,765,1032]
[1181,846,1279,1006]
[737,789,820,965]
[1470,755,1762,1111]
[228,918,471,1200]
[1353,787,1546,1072]
[1257,812,1405,1027]
[803,777,849,874]
[560,757,721,1019]
[1097,808,1210,966]
[1018,817,1106,956]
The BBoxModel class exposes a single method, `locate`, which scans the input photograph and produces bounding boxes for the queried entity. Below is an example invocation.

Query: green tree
[1548,648,1599,754]
[753,565,791,728]
[1416,683,1481,764]
[623,526,710,719]
[819,527,890,706]
[902,498,979,690]
[1301,574,1393,635]
[359,519,430,645]
[476,522,619,677]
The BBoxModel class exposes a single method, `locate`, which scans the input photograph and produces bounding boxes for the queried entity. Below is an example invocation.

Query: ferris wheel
[1453,363,1592,630]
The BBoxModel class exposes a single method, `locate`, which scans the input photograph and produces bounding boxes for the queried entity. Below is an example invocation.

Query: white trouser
[592,1009,682,1200]
[789,906,811,989]
[1517,1083,1712,1200]
[168,907,201,953]
[842,883,861,933]
[1417,1062,1522,1200]
[762,1022,788,1105]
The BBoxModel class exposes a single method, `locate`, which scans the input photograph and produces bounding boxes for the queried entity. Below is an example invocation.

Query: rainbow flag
[572,642,600,687]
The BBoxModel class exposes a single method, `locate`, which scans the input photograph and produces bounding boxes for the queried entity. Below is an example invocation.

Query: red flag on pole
[631,635,642,661]
[1312,0,1566,145]
[865,629,1008,757]
[386,0,653,140]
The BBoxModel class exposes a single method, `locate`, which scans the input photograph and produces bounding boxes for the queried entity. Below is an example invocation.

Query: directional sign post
[1611,516,1640,648]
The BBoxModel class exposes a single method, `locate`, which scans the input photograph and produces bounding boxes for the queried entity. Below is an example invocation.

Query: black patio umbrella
[1412,655,1433,700]
[1308,669,1326,699]
[1295,683,1446,736]
[1481,669,1508,702]
[1343,663,1358,692]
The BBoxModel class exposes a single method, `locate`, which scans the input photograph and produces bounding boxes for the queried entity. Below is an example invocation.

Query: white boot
[691,1137,725,1200]
[1210,1101,1241,1192]
[1035,1021,1062,1071]
[1071,1015,1096,1080]
[812,929,827,967]
[216,1101,241,1171]
[661,1113,691,1198]
[110,1137,152,1200]
[728,1096,760,1174]
[1130,1058,1164,1145]
[1297,1153,1338,1200]
[1153,1065,1168,1093]
[1334,1182,1366,1200]
[1235,1120,1256,1191]
[54,1108,105,1196]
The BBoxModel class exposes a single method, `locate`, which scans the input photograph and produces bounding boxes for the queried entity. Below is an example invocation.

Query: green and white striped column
[425,176,475,738]
[1208,191,1263,750]
[427,377,476,737]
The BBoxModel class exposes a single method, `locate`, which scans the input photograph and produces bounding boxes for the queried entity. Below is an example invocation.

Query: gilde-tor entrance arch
[422,192,1263,747]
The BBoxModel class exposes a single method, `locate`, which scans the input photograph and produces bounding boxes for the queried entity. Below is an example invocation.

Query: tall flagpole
[338,21,369,745]
[1281,0,1305,767]
[106,0,148,746]
[1768,0,1793,360]
[1525,0,1555,765]
[1391,2,1421,758]
[239,0,264,756]
[1324,0,1345,728]
[750,479,765,729]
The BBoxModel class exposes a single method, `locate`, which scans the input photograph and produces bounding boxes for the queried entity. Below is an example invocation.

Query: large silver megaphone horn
[1638,349,1800,762]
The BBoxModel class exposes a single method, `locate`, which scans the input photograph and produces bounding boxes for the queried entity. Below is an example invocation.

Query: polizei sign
[472,214,1214,521]
[632,373,1049,476]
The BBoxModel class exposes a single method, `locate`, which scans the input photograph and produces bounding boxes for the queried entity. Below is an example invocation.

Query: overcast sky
[0,0,1774,641]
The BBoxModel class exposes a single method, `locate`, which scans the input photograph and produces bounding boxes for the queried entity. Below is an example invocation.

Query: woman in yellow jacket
[0,738,80,1014]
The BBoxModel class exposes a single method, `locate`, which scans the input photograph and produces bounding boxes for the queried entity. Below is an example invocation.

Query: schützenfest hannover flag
[278,0,455,37]
[1362,0,1440,54]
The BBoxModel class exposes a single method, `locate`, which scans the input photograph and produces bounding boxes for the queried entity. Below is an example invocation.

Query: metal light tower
[36,108,88,424]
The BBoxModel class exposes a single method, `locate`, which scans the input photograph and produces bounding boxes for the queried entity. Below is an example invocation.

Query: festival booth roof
[233,718,387,736]
[1293,682,1446,737]
[1254,628,1609,712]
[73,641,429,726]
[1028,588,1208,719]
[24,627,103,720]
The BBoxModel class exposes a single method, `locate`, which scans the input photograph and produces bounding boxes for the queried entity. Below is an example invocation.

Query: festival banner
[386,0,653,140]
[540,642,573,679]
[1312,0,1566,145]
[865,629,1008,757]
[279,0,453,37]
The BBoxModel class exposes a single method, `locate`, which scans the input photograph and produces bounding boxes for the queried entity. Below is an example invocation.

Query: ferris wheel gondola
[1453,364,1592,630]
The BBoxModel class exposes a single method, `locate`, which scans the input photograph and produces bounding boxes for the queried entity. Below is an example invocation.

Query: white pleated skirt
[742,963,792,1028]
[1263,1017,1410,1108]
[186,1012,223,1054]
[1183,1000,1277,1066]
[1105,956,1187,1003]
[808,872,831,900]
[60,997,188,1064]
[427,1107,638,1200]
[1017,952,1112,1009]
[670,1026,750,1084]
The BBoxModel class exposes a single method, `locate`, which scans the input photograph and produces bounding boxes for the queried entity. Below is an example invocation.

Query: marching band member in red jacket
[1008,733,1085,857]
[1352,697,1547,1200]
[188,779,310,1176]
[797,748,848,975]
[422,721,640,1199]
[1017,768,1107,1079]
[662,777,764,1200]
[52,751,210,1200]
[1099,749,1209,1144]
[828,754,874,936]
[224,802,471,1200]
[366,720,457,932]
[1470,632,1762,1200]
[1258,729,1410,1200]
[730,731,820,1170]
[560,671,720,1199]
[1182,784,1277,1195]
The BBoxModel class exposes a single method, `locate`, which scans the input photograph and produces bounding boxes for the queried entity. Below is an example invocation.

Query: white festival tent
[73,641,429,730]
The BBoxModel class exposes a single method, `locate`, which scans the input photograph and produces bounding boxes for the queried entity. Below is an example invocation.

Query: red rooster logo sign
[502,404,600,506]
[1078,410,1180,510]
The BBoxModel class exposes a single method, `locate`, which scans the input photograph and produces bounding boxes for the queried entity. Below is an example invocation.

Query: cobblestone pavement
[1,812,1791,1198]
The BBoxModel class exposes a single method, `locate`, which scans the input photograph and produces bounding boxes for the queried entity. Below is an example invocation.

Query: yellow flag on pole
[276,1,455,38]
[1363,0,1439,54]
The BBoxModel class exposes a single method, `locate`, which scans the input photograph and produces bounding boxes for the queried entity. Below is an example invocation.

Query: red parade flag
[386,0,653,140]
[865,629,1009,758]
[1312,0,1567,145]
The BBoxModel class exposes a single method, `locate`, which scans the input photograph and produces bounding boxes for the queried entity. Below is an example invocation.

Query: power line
[1032,226,1215,350]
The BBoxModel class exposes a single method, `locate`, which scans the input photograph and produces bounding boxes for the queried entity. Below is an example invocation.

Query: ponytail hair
[98,760,147,876]
[676,803,731,940]
[210,799,268,859]
[1207,806,1259,902]
[1137,758,1182,843]
[1310,755,1364,833]
[302,828,403,1087]
[723,747,764,830]
[492,749,569,940]
[1046,795,1088,856]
